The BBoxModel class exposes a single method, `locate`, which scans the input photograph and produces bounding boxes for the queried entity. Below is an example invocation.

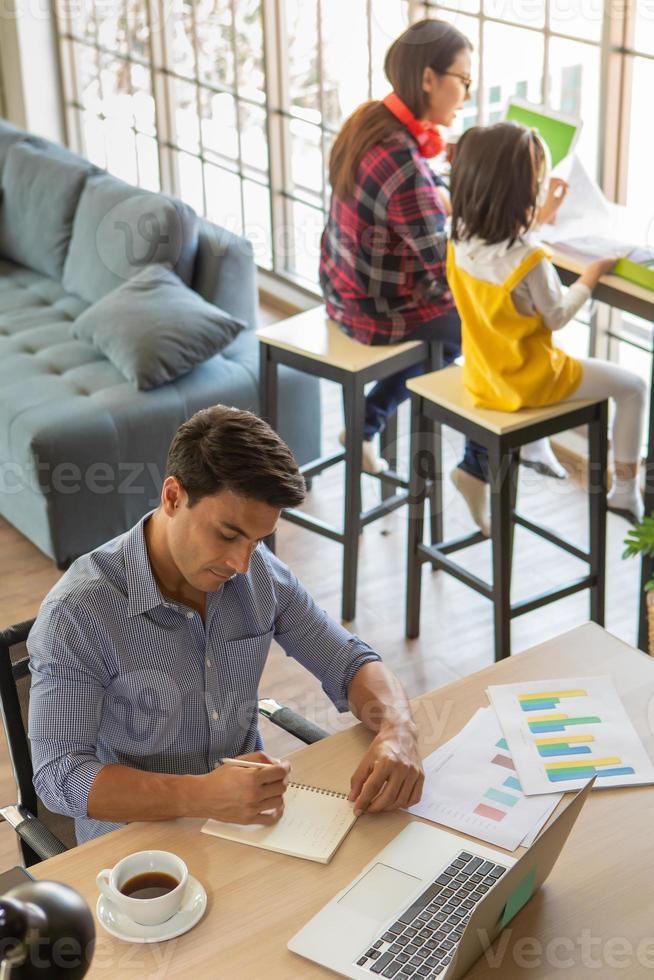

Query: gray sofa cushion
[0,119,27,176]
[0,256,260,562]
[73,263,245,390]
[62,173,199,303]
[0,239,321,566]
[0,142,90,280]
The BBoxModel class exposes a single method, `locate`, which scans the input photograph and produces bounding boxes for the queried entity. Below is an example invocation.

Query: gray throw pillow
[63,172,199,304]
[0,141,91,280]
[72,264,245,390]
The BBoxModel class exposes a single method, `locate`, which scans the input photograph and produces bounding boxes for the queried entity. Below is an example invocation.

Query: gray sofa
[0,119,320,566]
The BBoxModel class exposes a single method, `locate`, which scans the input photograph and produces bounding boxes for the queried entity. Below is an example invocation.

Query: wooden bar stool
[258,306,429,622]
[405,366,609,661]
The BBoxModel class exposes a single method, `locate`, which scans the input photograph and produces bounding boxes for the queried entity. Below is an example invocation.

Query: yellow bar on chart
[526,713,568,723]
[535,734,595,746]
[544,757,621,771]
[519,690,587,701]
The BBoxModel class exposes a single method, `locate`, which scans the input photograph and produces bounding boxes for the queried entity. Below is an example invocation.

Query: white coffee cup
[96,850,188,926]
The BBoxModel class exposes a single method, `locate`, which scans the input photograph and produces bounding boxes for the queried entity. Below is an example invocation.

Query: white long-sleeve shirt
[451,234,590,331]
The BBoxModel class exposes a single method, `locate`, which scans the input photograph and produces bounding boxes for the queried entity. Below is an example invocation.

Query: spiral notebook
[201,781,357,864]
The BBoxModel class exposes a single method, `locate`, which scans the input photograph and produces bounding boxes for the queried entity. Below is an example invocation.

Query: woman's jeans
[363,309,489,483]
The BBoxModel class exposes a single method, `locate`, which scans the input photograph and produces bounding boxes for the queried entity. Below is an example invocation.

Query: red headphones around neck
[382,92,444,159]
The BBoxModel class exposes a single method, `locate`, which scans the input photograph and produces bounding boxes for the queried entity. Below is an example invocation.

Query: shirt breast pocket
[221,630,274,694]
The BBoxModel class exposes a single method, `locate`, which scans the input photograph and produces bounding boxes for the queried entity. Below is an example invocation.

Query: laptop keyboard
[355,850,507,978]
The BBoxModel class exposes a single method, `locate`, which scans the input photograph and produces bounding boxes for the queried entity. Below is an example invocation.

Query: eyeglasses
[440,71,473,95]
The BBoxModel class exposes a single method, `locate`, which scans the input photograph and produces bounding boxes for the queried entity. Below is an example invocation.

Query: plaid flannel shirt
[319,128,453,345]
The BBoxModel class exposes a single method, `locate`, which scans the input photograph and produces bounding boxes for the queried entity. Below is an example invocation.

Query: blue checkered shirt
[27,515,381,844]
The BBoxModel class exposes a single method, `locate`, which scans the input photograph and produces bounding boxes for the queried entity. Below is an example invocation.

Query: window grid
[56,2,274,260]
[54,5,159,186]
[422,1,604,165]
[53,1,647,299]
[264,0,412,279]
[316,0,327,214]
[428,3,605,48]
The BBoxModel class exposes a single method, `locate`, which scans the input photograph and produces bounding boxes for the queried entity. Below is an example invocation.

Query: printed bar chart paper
[407,708,561,850]
[487,677,654,795]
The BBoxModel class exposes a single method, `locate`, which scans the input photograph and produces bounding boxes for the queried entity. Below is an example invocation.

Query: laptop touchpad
[338,863,422,922]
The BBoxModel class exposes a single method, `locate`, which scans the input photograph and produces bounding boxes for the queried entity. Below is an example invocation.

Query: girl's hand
[536,177,569,225]
[580,256,620,290]
[587,256,619,278]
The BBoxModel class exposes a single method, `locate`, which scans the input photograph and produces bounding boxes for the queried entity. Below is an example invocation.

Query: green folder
[505,102,578,168]
[613,257,654,292]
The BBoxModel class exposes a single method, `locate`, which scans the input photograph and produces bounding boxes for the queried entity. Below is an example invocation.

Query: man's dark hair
[450,122,546,246]
[166,405,306,508]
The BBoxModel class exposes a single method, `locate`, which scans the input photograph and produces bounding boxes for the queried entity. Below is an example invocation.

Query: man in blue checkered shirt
[28,405,424,843]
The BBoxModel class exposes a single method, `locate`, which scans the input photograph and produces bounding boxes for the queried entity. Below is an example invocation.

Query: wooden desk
[552,249,654,652]
[33,623,654,978]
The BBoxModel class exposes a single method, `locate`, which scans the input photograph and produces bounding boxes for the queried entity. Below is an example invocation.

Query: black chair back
[0,620,77,861]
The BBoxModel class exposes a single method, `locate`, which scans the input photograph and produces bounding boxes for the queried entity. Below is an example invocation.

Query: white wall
[0,0,64,142]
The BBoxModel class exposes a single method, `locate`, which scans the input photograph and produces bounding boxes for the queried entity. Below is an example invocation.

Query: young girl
[448,122,646,524]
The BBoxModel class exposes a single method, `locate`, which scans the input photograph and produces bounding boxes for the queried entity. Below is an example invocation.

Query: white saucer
[96,874,207,943]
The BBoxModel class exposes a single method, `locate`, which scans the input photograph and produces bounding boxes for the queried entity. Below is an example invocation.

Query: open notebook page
[201,782,357,864]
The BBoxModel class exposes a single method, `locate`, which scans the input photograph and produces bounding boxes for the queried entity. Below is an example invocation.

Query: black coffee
[120,871,179,900]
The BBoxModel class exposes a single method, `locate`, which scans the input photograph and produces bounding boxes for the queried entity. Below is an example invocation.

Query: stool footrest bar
[417,543,494,599]
[510,575,595,618]
[512,512,590,563]
[282,508,344,543]
[371,468,408,490]
[300,450,345,480]
[437,530,488,555]
[361,491,410,527]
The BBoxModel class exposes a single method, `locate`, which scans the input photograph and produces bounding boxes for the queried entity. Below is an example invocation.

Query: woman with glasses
[320,18,563,535]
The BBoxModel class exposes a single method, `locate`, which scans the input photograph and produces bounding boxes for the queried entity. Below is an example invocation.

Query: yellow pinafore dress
[446,241,582,411]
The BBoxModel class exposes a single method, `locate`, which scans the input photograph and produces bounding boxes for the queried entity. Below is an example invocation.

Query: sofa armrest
[192,219,258,330]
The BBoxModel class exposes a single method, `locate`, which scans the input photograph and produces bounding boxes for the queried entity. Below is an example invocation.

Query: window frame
[53,0,646,291]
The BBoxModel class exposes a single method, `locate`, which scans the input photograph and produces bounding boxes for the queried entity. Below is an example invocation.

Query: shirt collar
[123,513,169,618]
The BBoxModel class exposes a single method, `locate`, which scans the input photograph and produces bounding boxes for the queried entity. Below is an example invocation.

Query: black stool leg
[380,412,398,501]
[508,447,520,583]
[588,402,608,625]
[428,342,444,546]
[342,376,365,621]
[259,343,278,554]
[489,442,515,661]
[406,394,430,639]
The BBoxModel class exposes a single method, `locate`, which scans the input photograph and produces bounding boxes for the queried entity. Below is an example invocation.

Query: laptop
[288,779,593,979]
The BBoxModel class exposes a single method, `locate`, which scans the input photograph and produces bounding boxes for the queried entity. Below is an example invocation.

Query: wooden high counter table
[553,250,654,653]
[31,623,654,978]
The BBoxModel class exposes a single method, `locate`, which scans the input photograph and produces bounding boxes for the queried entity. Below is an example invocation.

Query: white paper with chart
[201,781,357,864]
[487,676,654,795]
[406,708,562,851]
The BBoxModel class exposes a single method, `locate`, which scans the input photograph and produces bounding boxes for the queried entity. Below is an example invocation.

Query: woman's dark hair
[329,19,472,199]
[165,405,306,508]
[450,122,546,246]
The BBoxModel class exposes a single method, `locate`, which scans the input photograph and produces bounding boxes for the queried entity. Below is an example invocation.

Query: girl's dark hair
[450,122,546,246]
[328,19,472,199]
[166,405,306,508]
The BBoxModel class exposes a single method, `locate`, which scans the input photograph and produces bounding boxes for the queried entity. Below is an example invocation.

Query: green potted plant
[623,513,654,653]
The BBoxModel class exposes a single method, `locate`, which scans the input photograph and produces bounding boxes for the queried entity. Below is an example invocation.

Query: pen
[219,757,272,769]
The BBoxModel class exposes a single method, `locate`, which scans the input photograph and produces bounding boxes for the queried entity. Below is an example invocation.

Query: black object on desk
[0,877,94,978]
